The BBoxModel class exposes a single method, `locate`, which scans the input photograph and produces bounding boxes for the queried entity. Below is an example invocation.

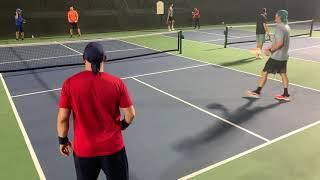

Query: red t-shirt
[193,9,200,19]
[59,71,133,157]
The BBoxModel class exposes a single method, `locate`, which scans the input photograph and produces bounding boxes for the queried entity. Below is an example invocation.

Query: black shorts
[73,147,129,180]
[263,58,287,74]
[69,22,79,30]
[168,16,174,22]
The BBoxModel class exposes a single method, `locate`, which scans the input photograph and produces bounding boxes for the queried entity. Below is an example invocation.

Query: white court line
[290,56,320,63]
[195,31,229,38]
[153,35,320,93]
[106,47,146,53]
[56,42,82,55]
[225,43,320,64]
[0,54,80,65]
[178,120,320,180]
[0,73,46,180]
[202,34,256,43]
[224,43,320,63]
[12,88,63,98]
[11,63,211,98]
[224,44,320,64]
[132,77,269,142]
[289,44,320,52]
[121,63,210,79]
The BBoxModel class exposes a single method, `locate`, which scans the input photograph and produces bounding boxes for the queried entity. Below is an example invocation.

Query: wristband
[120,119,130,130]
[58,136,69,145]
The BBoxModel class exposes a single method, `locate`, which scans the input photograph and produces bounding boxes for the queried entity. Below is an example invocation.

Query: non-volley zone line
[11,63,211,98]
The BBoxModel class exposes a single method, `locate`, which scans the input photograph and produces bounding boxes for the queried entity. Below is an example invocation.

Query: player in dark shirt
[15,8,25,40]
[167,4,175,31]
[255,8,270,59]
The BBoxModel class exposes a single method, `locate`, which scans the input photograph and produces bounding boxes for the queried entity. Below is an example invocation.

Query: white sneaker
[246,90,261,98]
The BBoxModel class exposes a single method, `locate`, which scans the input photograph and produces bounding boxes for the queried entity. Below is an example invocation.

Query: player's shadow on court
[219,57,256,67]
[173,97,286,152]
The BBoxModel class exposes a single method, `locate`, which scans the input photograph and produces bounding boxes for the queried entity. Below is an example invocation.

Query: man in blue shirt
[15,8,25,40]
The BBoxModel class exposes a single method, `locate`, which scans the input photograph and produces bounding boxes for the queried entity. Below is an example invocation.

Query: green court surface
[0,75,39,180]
[1,26,320,179]
[125,34,320,90]
[190,122,320,180]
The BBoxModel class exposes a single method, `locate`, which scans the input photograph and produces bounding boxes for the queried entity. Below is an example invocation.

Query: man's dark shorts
[69,22,79,30]
[263,58,287,74]
[168,16,174,22]
[73,147,129,180]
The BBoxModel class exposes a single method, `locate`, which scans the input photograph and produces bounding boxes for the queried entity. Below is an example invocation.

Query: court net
[0,31,183,73]
[224,19,314,47]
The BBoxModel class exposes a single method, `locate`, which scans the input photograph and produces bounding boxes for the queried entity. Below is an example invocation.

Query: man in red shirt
[192,8,200,29]
[57,42,135,180]
[67,6,81,37]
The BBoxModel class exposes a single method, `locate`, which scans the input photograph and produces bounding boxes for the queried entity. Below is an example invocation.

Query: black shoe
[16,39,19,41]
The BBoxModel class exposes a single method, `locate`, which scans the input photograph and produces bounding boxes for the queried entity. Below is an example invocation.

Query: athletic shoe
[172,28,175,31]
[275,95,290,101]
[246,90,260,98]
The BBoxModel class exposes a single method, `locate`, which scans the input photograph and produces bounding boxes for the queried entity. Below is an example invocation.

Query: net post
[178,31,182,54]
[224,26,229,48]
[310,19,314,37]
[178,31,180,51]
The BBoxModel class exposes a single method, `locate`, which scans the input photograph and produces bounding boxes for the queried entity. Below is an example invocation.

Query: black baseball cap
[83,42,106,64]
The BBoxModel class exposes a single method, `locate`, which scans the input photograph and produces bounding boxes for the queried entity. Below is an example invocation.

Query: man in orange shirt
[67,6,81,37]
